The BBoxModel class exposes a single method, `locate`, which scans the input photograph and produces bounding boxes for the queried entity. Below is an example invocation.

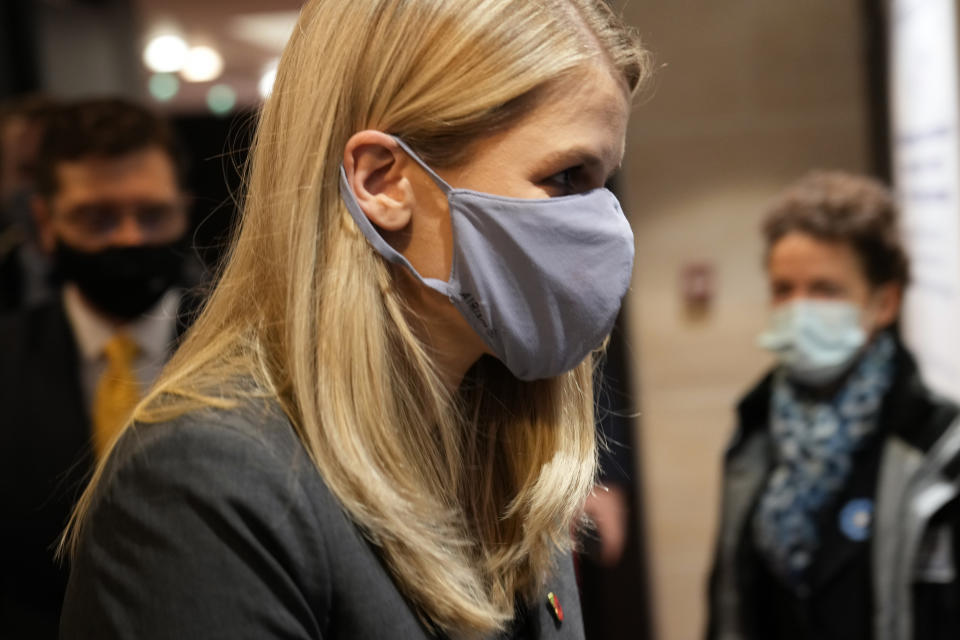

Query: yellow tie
[92,333,140,457]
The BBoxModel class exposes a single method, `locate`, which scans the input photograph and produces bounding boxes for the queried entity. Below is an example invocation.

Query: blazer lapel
[532,553,585,639]
[23,302,94,504]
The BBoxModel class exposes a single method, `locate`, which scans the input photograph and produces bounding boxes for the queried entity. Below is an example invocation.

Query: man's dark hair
[0,94,59,182]
[36,98,187,197]
[0,94,59,130]
[762,170,910,288]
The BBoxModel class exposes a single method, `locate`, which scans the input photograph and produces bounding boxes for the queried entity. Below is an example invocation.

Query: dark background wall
[0,0,42,96]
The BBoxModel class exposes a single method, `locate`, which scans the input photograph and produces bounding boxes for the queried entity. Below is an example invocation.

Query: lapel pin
[546,591,564,626]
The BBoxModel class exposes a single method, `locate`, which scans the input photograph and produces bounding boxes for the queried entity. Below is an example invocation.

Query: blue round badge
[839,498,874,542]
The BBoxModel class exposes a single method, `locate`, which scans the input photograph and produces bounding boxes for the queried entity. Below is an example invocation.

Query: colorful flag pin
[546,591,564,625]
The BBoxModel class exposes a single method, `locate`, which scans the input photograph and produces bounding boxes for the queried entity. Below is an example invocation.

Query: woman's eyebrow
[535,146,612,175]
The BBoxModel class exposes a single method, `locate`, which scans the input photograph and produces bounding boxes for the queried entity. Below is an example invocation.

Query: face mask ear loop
[388,135,462,292]
[390,136,454,196]
[338,166,453,294]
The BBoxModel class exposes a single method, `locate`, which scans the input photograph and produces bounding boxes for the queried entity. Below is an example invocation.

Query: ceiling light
[143,34,188,73]
[148,73,180,102]
[181,46,224,83]
[207,84,237,116]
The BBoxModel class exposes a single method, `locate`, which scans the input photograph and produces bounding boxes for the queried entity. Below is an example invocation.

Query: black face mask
[53,241,184,320]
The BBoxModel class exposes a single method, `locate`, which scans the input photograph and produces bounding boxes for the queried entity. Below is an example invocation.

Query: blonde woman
[60,1,650,638]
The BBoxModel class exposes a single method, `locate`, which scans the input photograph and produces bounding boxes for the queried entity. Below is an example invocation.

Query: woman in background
[59,1,650,638]
[707,171,960,640]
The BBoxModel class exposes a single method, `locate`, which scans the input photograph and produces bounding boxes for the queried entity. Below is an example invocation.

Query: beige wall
[617,2,873,638]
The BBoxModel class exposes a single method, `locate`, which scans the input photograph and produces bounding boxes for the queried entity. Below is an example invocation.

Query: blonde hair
[65,0,649,635]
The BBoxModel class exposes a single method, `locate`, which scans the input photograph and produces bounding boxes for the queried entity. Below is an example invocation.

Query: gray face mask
[339,137,635,380]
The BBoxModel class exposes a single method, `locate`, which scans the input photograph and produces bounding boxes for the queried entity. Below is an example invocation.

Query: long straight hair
[65,0,650,635]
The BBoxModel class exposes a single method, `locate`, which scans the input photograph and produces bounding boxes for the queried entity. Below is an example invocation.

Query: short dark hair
[35,98,186,197]
[0,94,59,128]
[0,94,60,181]
[762,170,910,288]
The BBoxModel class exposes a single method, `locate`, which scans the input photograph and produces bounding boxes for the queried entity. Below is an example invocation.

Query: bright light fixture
[143,34,188,73]
[181,46,224,83]
[258,60,279,99]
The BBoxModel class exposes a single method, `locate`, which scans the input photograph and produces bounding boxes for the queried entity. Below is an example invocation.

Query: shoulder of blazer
[105,401,336,520]
[79,403,339,632]
[882,342,960,457]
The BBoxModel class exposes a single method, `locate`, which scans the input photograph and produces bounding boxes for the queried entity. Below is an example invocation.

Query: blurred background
[2,1,959,639]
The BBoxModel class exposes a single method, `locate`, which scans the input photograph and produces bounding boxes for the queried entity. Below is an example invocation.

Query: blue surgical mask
[339,136,635,380]
[758,299,868,386]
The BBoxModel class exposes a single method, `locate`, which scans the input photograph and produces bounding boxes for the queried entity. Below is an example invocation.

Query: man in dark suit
[0,95,59,312]
[0,98,197,638]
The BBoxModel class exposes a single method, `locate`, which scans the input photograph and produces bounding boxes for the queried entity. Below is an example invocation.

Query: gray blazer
[60,404,585,639]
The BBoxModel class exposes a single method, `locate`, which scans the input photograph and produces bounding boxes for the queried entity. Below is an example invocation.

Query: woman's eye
[811,281,845,298]
[770,283,792,302]
[543,167,581,195]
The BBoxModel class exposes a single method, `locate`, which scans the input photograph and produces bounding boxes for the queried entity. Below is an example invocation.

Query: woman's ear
[871,281,903,331]
[343,131,414,231]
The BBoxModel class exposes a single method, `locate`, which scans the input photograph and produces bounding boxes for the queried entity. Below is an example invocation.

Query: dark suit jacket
[0,294,199,638]
[60,403,586,639]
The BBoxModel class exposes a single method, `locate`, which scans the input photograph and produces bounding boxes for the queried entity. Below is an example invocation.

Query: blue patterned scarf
[751,332,896,590]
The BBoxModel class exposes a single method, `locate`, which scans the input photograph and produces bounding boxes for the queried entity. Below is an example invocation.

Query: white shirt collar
[63,284,181,362]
